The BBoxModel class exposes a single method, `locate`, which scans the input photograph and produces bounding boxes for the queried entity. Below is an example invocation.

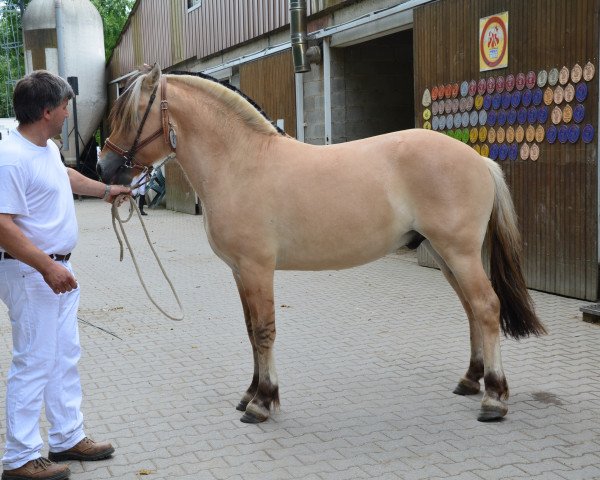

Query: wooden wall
[240,50,297,138]
[108,0,355,79]
[414,0,599,300]
[165,162,198,215]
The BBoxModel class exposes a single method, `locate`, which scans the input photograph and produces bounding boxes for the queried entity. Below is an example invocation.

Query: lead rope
[110,175,184,321]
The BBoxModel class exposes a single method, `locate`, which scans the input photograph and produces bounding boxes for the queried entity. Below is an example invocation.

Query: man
[0,71,130,480]
[131,171,149,215]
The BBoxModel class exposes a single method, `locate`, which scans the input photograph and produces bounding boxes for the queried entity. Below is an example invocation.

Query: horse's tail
[484,158,547,339]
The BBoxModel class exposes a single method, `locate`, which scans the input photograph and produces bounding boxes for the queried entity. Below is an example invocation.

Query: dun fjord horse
[98,64,546,423]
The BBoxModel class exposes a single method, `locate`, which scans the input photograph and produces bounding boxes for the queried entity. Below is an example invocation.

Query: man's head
[13,70,74,125]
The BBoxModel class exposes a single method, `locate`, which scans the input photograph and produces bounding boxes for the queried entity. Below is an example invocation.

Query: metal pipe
[55,0,69,150]
[290,0,310,73]
[323,37,331,145]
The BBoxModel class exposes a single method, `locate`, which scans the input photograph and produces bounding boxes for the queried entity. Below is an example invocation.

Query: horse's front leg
[233,272,259,412]
[236,264,279,423]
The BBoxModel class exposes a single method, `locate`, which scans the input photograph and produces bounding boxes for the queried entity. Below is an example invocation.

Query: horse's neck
[170,109,272,199]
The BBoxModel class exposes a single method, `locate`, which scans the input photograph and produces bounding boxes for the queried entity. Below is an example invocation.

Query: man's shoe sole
[48,446,114,462]
[1,468,70,480]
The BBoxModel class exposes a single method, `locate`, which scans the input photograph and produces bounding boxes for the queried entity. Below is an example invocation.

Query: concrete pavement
[1,198,599,480]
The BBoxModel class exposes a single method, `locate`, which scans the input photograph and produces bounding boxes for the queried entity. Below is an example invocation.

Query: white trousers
[0,260,85,469]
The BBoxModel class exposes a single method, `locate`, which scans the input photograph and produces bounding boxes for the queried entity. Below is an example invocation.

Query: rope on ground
[111,196,184,321]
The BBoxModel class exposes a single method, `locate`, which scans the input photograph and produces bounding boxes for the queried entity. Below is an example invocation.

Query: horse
[97,64,546,423]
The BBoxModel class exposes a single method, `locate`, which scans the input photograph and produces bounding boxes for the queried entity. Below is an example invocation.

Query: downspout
[55,0,69,149]
[290,0,310,73]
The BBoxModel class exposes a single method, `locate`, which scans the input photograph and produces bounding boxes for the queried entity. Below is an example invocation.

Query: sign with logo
[480,12,508,72]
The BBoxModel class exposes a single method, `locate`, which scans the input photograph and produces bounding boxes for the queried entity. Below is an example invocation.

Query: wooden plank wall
[414,0,599,300]
[109,0,355,79]
[185,0,290,63]
[165,162,198,215]
[240,50,297,138]
[109,0,186,78]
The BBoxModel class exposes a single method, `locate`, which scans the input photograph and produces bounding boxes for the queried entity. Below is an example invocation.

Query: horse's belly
[275,224,414,271]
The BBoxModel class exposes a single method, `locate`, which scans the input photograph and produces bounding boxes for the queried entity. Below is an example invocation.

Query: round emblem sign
[583,62,595,81]
[515,125,525,143]
[547,125,558,144]
[564,83,575,103]
[535,125,545,143]
[559,66,569,85]
[548,68,559,86]
[480,14,508,70]
[520,143,530,160]
[529,143,539,162]
[468,79,478,96]
[506,126,515,143]
[516,73,526,90]
[526,71,536,89]
[505,74,515,92]
[571,63,582,83]
[496,76,505,93]
[537,70,548,88]
[496,126,505,144]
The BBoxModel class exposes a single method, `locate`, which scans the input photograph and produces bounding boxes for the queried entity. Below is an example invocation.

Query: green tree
[90,0,135,60]
[0,0,28,117]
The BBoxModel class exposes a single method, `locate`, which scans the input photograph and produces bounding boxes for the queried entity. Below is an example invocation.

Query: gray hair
[13,70,74,125]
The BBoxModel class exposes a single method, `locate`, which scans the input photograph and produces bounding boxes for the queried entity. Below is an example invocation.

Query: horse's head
[98,63,176,185]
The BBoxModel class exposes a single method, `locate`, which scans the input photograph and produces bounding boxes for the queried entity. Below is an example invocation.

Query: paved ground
[1,198,599,480]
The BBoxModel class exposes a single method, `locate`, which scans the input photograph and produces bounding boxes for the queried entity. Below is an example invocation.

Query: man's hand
[105,185,131,205]
[40,261,78,294]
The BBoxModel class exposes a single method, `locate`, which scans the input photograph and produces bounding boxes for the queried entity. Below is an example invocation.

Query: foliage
[90,0,135,61]
[0,0,27,117]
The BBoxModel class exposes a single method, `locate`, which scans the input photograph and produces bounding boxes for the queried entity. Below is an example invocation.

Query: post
[67,77,80,170]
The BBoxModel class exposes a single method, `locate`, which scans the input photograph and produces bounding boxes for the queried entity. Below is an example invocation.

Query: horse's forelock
[109,70,155,139]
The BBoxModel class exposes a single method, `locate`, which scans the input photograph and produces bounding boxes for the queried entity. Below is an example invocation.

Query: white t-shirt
[131,172,147,197]
[0,129,78,255]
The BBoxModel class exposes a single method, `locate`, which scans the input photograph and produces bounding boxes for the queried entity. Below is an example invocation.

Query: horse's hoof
[240,411,267,423]
[453,379,480,396]
[477,405,507,422]
[236,401,248,412]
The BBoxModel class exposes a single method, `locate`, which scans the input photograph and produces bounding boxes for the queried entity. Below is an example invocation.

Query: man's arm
[66,167,131,202]
[0,213,78,294]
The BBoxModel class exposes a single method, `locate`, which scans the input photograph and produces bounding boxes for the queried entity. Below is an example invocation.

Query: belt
[0,252,71,261]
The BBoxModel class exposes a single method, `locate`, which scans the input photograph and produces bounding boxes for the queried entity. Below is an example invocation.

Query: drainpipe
[55,0,69,150]
[290,0,310,73]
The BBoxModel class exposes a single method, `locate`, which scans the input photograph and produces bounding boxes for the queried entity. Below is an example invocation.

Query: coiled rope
[111,195,184,321]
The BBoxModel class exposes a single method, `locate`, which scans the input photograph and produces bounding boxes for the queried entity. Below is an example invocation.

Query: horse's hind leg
[233,273,259,412]
[423,242,483,396]
[236,264,279,423]
[431,244,509,422]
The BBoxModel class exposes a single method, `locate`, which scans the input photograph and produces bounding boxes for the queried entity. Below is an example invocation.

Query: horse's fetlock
[484,372,509,400]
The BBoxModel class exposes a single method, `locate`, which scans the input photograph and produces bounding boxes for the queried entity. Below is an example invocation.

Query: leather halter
[104,76,175,171]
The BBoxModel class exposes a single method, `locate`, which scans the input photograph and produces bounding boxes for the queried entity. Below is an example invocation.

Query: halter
[104,76,176,176]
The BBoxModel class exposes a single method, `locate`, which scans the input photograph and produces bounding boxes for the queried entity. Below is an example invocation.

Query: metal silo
[22,0,105,167]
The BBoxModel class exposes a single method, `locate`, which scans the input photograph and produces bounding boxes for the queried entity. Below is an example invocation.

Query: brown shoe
[48,438,114,462]
[1,457,70,480]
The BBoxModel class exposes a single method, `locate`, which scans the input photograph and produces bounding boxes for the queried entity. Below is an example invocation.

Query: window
[187,0,201,10]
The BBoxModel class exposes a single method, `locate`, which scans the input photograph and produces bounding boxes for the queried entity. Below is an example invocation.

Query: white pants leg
[0,260,85,469]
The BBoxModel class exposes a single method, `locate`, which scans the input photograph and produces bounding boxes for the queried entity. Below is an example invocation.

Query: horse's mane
[109,66,286,138]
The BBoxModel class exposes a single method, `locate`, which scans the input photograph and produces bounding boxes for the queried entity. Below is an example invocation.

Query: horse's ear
[142,63,161,90]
